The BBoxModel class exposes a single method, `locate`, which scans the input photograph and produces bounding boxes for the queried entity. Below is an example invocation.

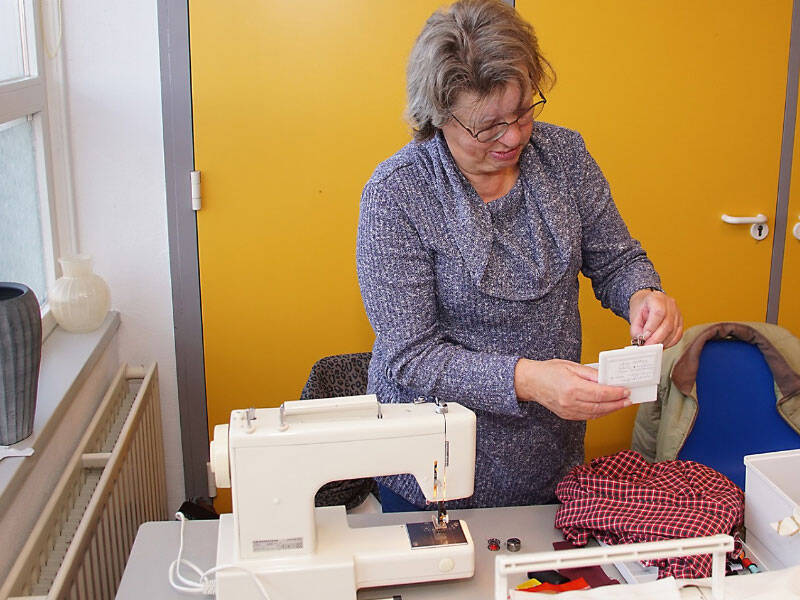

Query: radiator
[2,363,168,600]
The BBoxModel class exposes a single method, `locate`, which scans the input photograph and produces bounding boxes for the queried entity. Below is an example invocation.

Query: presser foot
[406,520,468,548]
[433,500,448,530]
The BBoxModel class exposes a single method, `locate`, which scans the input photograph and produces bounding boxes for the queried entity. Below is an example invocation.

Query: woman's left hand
[629,289,683,348]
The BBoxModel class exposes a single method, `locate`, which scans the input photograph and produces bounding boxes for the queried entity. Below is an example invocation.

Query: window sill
[40,304,57,342]
[0,311,120,502]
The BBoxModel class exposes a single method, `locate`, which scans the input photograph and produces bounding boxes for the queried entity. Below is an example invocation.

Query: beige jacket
[631,322,800,462]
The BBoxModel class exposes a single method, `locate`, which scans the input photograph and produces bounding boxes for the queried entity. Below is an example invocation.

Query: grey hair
[406,0,555,142]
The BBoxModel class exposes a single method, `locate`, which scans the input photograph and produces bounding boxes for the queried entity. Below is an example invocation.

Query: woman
[356,0,682,510]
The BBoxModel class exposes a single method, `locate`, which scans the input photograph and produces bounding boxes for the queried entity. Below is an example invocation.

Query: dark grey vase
[0,283,41,445]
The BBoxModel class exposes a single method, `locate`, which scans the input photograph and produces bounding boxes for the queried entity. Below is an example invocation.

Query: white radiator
[1,363,168,600]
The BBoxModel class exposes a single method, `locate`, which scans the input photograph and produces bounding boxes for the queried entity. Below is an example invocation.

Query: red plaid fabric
[554,450,744,579]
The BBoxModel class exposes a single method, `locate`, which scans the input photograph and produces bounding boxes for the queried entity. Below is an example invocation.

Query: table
[117,504,622,599]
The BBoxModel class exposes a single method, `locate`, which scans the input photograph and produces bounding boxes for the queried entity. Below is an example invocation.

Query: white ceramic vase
[50,255,111,333]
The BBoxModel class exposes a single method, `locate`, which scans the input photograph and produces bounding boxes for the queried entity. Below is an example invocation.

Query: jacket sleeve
[356,178,524,417]
[570,132,662,320]
[631,397,662,462]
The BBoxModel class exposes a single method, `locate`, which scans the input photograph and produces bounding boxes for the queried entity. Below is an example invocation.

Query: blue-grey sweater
[356,123,661,508]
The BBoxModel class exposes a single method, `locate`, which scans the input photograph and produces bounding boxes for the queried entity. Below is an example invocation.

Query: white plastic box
[743,449,800,570]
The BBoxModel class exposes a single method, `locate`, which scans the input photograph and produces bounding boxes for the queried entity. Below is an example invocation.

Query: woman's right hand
[514,358,631,420]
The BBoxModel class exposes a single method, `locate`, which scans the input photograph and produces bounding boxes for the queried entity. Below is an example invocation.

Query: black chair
[300,352,379,510]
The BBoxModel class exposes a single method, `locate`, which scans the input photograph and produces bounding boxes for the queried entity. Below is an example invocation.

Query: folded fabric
[516,577,542,590]
[552,540,621,587]
[508,577,684,600]
[554,450,744,579]
[517,577,590,593]
[509,577,682,600]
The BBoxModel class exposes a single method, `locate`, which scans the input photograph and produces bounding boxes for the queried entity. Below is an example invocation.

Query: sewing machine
[208,394,477,599]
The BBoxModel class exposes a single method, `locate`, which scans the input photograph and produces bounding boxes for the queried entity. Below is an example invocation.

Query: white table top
[117,504,621,599]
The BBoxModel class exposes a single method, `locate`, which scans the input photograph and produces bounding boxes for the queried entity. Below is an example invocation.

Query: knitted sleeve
[569,132,662,320]
[356,175,524,417]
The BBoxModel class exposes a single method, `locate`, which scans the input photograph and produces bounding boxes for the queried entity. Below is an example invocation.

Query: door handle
[721,213,769,240]
[721,213,767,224]
[793,217,800,240]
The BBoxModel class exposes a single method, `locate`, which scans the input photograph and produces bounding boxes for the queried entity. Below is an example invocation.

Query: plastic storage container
[743,449,800,570]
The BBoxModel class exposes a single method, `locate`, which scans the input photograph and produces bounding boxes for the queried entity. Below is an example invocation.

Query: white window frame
[1,0,77,340]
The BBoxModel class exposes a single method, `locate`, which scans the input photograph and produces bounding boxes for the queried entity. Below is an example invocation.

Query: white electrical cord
[168,512,272,599]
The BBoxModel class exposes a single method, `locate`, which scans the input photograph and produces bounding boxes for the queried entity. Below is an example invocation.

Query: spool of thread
[727,560,744,574]
[741,557,760,574]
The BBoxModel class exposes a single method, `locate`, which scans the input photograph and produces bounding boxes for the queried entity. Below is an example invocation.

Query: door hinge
[207,461,217,498]
[190,170,202,211]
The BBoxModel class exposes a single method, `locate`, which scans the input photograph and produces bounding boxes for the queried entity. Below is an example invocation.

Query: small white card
[597,344,663,404]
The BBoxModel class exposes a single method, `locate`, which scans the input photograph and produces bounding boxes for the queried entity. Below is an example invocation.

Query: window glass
[0,2,27,83]
[0,117,47,304]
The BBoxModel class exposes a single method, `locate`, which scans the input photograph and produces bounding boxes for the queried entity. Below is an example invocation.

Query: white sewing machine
[208,394,477,599]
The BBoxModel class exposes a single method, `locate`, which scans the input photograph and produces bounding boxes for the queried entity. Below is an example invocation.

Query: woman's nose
[497,121,523,146]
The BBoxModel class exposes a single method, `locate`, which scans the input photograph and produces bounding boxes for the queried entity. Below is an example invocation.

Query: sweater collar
[424,129,575,301]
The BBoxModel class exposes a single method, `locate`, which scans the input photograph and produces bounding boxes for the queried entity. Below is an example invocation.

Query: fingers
[578,397,630,419]
[648,306,682,346]
[635,292,683,348]
[560,394,630,420]
[563,378,631,420]
[566,364,628,401]
[649,310,679,346]
[647,317,672,345]
[572,362,600,383]
[519,359,635,421]
[628,288,655,338]
[664,314,684,348]
[629,303,648,338]
[641,299,665,343]
[580,382,630,406]
[629,307,647,338]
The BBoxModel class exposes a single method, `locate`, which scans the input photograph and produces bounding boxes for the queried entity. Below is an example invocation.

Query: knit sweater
[356,122,661,508]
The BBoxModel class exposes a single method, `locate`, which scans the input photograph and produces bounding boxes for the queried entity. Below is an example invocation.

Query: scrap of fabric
[554,450,744,579]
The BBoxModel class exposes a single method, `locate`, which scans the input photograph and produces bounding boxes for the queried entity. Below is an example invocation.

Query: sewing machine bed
[116,504,624,599]
[406,519,468,548]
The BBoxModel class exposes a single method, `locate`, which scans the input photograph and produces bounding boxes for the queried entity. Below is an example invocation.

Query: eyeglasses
[450,92,547,143]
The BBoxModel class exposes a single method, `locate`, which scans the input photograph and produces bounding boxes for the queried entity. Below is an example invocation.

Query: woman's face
[440,81,534,180]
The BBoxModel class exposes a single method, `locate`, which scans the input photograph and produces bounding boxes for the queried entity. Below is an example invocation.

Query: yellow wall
[517,0,792,459]
[190,2,794,513]
[190,0,448,511]
[190,0,446,421]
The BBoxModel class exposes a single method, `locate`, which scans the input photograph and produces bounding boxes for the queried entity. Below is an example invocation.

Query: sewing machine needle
[435,501,448,529]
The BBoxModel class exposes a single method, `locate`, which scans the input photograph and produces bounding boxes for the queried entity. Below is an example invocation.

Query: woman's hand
[629,289,683,348]
[514,358,631,420]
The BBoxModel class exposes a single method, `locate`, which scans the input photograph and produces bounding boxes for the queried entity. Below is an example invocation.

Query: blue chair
[677,339,800,489]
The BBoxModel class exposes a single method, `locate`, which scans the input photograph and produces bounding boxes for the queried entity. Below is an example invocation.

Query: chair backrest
[299,352,377,509]
[300,352,372,400]
[677,339,800,489]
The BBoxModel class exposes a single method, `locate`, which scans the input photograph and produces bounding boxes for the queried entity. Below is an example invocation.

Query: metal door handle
[721,213,768,224]
[721,213,769,240]
[793,217,800,240]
